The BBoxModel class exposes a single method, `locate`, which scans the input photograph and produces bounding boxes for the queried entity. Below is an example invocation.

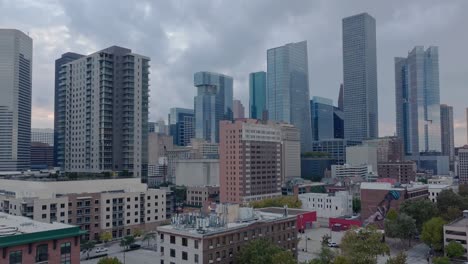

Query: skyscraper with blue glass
[310,97,334,141]
[168,107,195,146]
[194,71,233,143]
[342,13,378,141]
[395,46,441,155]
[267,41,312,152]
[249,71,266,119]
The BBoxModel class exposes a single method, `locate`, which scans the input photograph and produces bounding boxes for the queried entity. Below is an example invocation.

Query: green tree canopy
[436,190,467,221]
[385,252,407,264]
[445,241,465,259]
[340,226,390,264]
[120,235,135,250]
[250,196,302,209]
[385,208,398,221]
[432,256,450,264]
[385,213,417,247]
[100,231,112,244]
[332,256,349,264]
[308,246,337,264]
[97,257,123,264]
[421,217,446,251]
[399,199,438,232]
[236,239,296,264]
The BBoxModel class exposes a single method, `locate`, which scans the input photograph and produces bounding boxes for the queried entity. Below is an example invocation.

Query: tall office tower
[58,46,150,179]
[0,29,32,171]
[395,46,441,155]
[342,13,378,141]
[54,52,84,167]
[310,96,334,141]
[219,119,282,204]
[333,107,344,139]
[459,149,468,184]
[249,71,267,119]
[194,71,233,143]
[233,99,245,119]
[338,83,344,111]
[31,128,54,146]
[466,108,468,145]
[440,104,455,164]
[168,107,195,146]
[267,41,312,152]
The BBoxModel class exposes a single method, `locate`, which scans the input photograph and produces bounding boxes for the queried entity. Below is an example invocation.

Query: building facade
[54,52,84,167]
[31,128,54,146]
[0,179,167,241]
[57,46,150,179]
[232,99,245,119]
[440,104,455,166]
[30,142,54,169]
[395,46,441,155]
[0,213,84,264]
[249,71,267,119]
[220,119,283,204]
[312,139,361,165]
[175,159,220,187]
[363,137,404,163]
[168,108,195,146]
[342,13,378,141]
[459,149,468,184]
[310,96,334,141]
[186,186,220,207]
[157,208,297,264]
[346,145,378,173]
[331,164,372,179]
[333,107,344,139]
[267,41,312,152]
[444,210,468,260]
[377,161,416,184]
[280,124,301,181]
[299,191,353,218]
[194,71,233,143]
[0,29,32,171]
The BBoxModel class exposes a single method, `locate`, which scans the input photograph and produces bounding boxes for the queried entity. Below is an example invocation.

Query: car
[328,242,339,248]
[95,247,108,253]
[129,244,141,250]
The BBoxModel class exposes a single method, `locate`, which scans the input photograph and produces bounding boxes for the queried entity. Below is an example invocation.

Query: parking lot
[81,248,159,264]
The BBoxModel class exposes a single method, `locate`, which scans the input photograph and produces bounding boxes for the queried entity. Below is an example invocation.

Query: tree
[81,240,96,260]
[100,232,112,245]
[142,232,156,247]
[399,199,438,232]
[446,206,462,222]
[236,239,296,264]
[458,184,468,197]
[340,226,389,264]
[386,208,398,221]
[120,235,135,264]
[309,246,337,264]
[250,196,302,209]
[445,241,465,259]
[97,257,123,264]
[332,256,349,264]
[132,228,143,237]
[385,252,407,264]
[421,217,446,251]
[321,234,331,246]
[352,198,361,214]
[385,213,416,248]
[271,250,296,264]
[432,257,450,264]
[436,190,466,220]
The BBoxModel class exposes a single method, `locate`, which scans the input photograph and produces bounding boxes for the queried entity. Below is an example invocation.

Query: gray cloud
[1,0,467,145]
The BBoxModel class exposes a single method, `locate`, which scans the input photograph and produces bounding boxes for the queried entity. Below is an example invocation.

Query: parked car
[129,244,141,250]
[328,242,339,248]
[95,247,108,253]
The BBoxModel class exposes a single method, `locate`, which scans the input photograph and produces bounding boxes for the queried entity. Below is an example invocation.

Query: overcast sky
[1,0,467,145]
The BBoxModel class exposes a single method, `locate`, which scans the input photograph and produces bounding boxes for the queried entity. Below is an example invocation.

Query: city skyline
[1,1,468,145]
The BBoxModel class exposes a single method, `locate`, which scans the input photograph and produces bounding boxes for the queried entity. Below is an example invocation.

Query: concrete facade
[346,145,378,172]
[175,159,220,187]
[377,161,417,184]
[299,191,353,218]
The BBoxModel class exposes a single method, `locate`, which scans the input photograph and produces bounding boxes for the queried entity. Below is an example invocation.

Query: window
[194,254,199,263]
[60,242,71,264]
[170,249,176,257]
[194,240,199,249]
[170,235,175,244]
[42,214,47,219]
[9,250,22,264]
[182,237,188,246]
[36,244,48,262]
[182,251,188,260]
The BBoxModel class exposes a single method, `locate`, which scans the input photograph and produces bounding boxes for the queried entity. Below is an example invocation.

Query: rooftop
[0,213,85,247]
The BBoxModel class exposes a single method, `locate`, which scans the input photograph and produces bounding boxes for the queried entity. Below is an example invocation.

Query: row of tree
[250,196,302,209]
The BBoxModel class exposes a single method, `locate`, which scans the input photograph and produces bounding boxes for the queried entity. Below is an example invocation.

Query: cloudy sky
[1,0,467,145]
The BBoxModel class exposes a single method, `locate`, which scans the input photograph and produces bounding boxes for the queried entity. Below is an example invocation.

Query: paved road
[81,249,159,264]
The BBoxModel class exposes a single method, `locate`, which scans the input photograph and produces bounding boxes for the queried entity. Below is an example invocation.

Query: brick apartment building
[377,161,417,184]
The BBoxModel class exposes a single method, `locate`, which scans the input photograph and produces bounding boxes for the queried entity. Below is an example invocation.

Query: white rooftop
[0,213,73,236]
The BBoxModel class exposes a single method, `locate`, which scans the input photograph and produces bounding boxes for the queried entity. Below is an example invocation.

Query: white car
[95,247,108,253]
[328,242,338,248]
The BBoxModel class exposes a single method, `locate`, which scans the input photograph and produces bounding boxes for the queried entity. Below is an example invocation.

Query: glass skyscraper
[168,107,195,146]
[342,13,378,141]
[0,29,32,171]
[249,71,266,119]
[395,46,441,155]
[267,41,312,152]
[54,52,84,168]
[310,96,334,141]
[440,104,454,165]
[194,71,233,143]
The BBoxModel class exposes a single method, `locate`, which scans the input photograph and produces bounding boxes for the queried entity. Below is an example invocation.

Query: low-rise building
[444,210,468,260]
[428,176,454,185]
[186,186,220,207]
[377,161,417,184]
[0,212,84,264]
[157,206,298,264]
[299,191,353,218]
[331,164,372,179]
[360,182,428,228]
[0,178,168,241]
[428,184,452,203]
